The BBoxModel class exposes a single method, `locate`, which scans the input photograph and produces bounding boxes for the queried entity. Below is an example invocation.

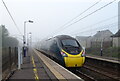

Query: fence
[86,40,119,58]
[2,47,18,80]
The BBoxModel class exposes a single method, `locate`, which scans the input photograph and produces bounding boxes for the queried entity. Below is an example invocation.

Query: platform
[86,55,120,64]
[8,48,83,81]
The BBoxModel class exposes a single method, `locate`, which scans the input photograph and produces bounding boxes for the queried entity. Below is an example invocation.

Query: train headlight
[61,51,68,57]
[81,50,86,57]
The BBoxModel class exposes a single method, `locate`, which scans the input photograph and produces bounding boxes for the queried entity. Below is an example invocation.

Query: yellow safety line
[34,49,67,81]
[31,56,39,80]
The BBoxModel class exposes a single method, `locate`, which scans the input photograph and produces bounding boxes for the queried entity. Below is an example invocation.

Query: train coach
[36,35,85,67]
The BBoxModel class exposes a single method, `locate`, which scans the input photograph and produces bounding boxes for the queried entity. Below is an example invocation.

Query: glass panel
[61,39,79,47]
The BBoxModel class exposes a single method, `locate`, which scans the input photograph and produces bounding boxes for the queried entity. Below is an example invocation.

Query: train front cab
[61,49,85,67]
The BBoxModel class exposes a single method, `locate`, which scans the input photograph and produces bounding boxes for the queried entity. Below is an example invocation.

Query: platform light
[28,20,33,23]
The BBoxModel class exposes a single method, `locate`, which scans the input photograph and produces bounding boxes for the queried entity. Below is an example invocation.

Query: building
[76,36,92,48]
[111,29,120,47]
[93,30,113,41]
[76,30,113,48]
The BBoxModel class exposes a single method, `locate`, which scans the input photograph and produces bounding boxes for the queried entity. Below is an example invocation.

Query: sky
[0,0,119,42]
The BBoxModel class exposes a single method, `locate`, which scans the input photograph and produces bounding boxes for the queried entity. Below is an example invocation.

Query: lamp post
[29,32,32,47]
[23,20,33,57]
[100,38,105,56]
[27,32,32,48]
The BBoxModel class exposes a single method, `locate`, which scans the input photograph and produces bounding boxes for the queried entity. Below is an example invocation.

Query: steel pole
[23,21,26,57]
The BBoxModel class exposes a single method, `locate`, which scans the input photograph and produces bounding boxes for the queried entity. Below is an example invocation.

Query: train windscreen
[61,39,79,47]
[61,39,82,55]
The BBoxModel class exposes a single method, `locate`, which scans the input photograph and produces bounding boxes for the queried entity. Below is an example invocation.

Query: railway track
[68,56,120,81]
[69,64,119,81]
[73,68,96,81]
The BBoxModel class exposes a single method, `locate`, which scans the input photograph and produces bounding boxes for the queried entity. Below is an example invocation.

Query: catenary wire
[2,0,22,35]
[46,0,102,38]
[47,0,117,38]
[69,15,118,35]
[72,22,118,36]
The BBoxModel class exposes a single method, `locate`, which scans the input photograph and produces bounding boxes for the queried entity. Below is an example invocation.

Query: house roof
[76,36,92,41]
[93,30,113,38]
[111,29,120,37]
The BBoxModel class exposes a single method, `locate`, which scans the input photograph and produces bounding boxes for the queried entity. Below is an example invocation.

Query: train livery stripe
[31,56,39,80]
[62,49,84,57]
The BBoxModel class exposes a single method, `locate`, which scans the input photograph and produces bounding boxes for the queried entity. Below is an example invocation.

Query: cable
[46,0,102,38]
[54,0,102,33]
[60,0,117,33]
[48,0,117,37]
[69,15,118,34]
[72,22,118,36]
[2,0,22,35]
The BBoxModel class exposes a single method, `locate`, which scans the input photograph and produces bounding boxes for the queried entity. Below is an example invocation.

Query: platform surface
[8,48,83,81]
[9,48,57,81]
[86,54,119,64]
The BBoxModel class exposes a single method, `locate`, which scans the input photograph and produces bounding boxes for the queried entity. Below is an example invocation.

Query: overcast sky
[0,0,119,42]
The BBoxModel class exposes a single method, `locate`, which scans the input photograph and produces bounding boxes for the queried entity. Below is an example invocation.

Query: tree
[0,25,18,47]
[0,25,9,37]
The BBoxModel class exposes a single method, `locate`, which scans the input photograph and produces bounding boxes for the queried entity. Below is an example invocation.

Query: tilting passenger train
[36,35,85,67]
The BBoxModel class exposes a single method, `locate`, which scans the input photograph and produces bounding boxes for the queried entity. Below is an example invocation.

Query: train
[36,35,85,67]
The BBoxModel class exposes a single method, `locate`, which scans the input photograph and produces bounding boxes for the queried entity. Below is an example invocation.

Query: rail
[70,56,120,81]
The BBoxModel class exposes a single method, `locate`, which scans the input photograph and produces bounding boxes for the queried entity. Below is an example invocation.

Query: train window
[61,39,79,47]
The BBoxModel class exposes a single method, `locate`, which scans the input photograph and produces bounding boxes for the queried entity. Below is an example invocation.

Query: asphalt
[8,48,57,81]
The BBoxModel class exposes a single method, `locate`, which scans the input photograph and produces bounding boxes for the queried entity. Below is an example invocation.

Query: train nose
[64,57,85,67]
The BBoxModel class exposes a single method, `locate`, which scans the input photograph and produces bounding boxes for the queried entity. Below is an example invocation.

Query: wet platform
[8,48,83,81]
